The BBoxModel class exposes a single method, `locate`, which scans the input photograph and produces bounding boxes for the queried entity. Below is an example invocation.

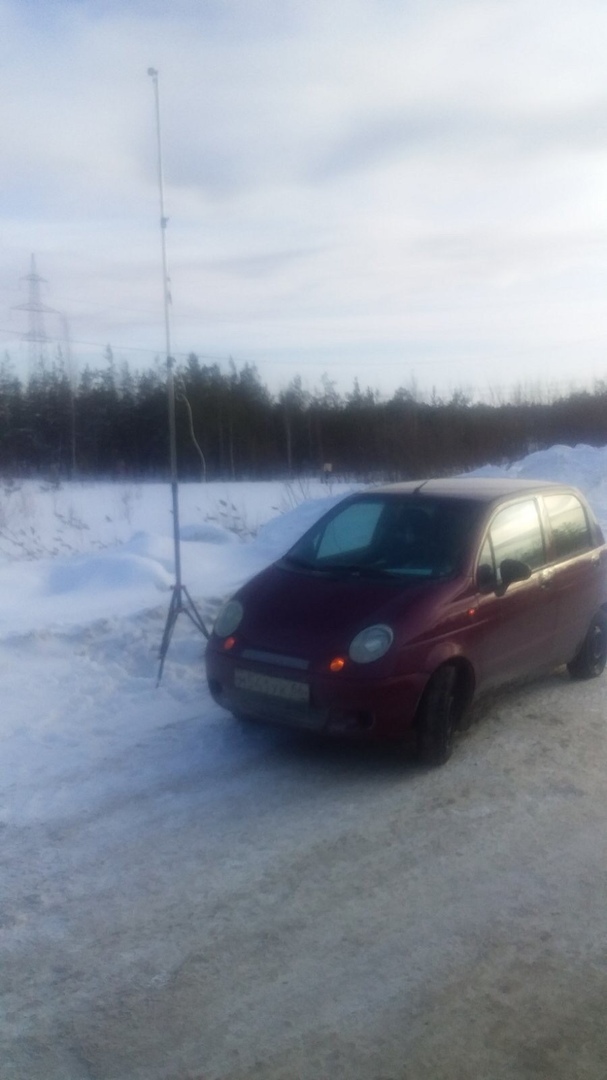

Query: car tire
[415,664,462,767]
[567,612,607,680]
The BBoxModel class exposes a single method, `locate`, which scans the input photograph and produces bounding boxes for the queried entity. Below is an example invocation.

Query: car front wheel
[415,664,463,767]
[567,612,607,680]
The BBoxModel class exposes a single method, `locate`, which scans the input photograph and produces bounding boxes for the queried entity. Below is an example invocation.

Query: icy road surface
[3,615,607,1080]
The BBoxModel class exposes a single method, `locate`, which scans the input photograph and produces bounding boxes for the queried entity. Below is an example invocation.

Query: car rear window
[544,493,592,559]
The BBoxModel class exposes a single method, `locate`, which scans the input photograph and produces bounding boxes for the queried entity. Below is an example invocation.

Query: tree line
[1,349,606,481]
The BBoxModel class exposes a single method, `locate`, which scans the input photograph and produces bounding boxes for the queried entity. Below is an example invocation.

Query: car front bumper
[206,644,427,741]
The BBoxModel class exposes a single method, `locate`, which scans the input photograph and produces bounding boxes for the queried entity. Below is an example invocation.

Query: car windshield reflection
[283,494,480,581]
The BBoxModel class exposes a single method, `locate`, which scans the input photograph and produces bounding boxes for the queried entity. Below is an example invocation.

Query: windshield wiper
[282,556,406,579]
[314,562,402,578]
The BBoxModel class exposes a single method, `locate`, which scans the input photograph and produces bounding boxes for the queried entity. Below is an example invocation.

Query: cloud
[3,0,607,396]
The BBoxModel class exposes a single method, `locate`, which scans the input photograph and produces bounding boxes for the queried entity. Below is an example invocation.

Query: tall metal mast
[147,68,208,684]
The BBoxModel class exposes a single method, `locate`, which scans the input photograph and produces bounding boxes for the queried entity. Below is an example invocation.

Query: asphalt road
[3,668,607,1080]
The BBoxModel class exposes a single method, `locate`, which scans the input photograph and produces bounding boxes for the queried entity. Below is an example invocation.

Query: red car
[206,478,607,765]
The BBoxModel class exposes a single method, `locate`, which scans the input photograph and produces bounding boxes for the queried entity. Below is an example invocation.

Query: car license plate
[234,668,309,703]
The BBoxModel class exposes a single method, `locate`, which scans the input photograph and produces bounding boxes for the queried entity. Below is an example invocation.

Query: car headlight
[348,624,393,664]
[214,599,244,638]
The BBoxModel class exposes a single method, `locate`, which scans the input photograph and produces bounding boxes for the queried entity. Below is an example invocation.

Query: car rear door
[540,491,607,665]
[472,497,558,689]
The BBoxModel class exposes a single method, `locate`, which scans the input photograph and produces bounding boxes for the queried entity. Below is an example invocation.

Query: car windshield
[282,494,480,580]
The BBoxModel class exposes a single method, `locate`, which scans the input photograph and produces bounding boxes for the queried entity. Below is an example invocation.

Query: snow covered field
[2,447,607,1080]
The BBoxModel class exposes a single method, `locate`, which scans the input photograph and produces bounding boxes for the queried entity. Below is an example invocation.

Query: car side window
[543,493,592,559]
[488,499,545,583]
[477,536,496,589]
[316,501,384,558]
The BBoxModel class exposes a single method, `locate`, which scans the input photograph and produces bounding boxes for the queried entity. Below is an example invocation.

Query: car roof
[369,476,576,504]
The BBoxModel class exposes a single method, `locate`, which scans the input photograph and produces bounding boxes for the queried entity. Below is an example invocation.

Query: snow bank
[0,446,605,640]
[471,443,607,524]
[0,479,354,636]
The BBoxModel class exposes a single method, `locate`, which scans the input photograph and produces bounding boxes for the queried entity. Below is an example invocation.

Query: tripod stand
[157,531,209,685]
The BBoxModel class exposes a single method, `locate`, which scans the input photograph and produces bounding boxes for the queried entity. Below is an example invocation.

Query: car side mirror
[500,557,532,589]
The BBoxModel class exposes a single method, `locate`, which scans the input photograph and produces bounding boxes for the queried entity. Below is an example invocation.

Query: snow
[2,449,607,1079]
[475,443,607,510]
[0,479,349,637]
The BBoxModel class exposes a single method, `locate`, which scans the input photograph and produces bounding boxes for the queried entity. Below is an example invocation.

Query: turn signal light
[329,656,346,672]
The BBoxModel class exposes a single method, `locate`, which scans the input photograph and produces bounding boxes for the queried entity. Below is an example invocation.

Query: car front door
[472,498,558,690]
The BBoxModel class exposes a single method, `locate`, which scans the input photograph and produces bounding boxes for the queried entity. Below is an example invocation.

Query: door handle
[539,570,555,589]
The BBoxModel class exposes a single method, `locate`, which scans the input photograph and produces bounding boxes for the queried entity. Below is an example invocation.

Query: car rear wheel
[567,612,607,679]
[415,664,463,767]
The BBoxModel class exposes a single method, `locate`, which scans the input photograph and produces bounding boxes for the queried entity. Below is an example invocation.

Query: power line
[0,325,259,366]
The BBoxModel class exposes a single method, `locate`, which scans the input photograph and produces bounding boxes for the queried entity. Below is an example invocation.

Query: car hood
[232,562,446,662]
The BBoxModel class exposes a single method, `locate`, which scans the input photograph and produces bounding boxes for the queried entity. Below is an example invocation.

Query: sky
[2,0,607,399]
